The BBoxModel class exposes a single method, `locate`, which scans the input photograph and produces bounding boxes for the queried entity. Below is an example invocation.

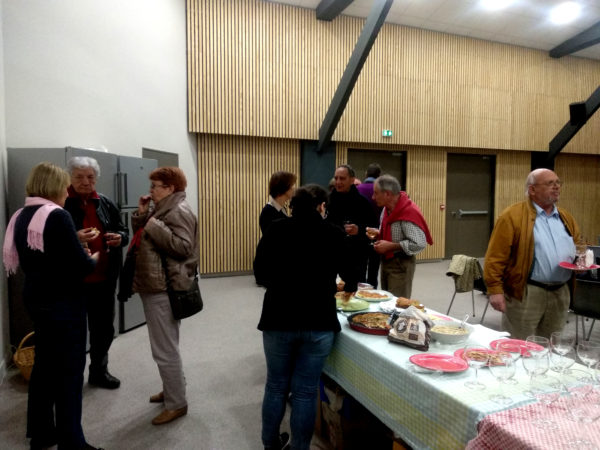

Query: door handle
[455,209,488,219]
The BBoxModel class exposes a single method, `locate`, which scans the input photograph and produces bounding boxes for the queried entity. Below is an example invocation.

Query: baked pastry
[396,297,424,310]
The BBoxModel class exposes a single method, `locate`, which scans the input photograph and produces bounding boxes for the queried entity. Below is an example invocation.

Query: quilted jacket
[132,191,198,293]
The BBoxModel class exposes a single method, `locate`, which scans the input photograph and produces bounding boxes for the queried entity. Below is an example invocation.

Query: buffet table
[322,304,571,450]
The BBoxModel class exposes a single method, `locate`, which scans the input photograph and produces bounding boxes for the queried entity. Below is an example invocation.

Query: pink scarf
[3,197,61,275]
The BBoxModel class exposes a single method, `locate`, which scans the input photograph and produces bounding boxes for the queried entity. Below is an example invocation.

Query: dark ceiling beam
[318,0,393,152]
[316,0,354,21]
[549,20,600,58]
[547,85,600,164]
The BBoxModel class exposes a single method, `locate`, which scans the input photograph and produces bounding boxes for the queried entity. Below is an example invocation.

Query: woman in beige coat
[131,167,198,425]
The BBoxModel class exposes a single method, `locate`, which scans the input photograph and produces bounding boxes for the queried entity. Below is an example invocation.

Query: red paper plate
[559,261,600,271]
[409,354,468,372]
[489,338,544,356]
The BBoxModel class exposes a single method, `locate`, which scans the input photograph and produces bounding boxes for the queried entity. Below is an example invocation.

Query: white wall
[1,0,197,367]
[0,0,9,377]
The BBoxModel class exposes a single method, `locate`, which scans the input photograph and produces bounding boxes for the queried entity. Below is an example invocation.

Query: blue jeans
[262,330,335,450]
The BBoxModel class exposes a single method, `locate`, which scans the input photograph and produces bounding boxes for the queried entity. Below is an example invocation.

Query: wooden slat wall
[188,0,600,154]
[555,154,600,245]
[198,134,299,274]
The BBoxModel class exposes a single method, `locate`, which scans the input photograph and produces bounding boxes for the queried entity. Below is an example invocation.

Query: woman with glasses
[130,167,199,425]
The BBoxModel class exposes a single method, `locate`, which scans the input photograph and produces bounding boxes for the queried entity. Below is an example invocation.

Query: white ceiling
[268,0,600,60]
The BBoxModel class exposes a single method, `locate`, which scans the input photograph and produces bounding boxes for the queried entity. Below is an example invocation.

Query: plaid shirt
[390,221,426,256]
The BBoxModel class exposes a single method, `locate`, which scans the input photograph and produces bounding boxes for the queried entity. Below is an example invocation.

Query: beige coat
[132,191,198,293]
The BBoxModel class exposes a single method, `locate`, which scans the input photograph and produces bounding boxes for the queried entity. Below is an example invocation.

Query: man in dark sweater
[326,165,378,285]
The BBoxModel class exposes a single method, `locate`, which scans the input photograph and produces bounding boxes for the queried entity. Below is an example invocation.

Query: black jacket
[254,210,357,332]
[15,206,96,317]
[326,185,378,246]
[64,193,129,288]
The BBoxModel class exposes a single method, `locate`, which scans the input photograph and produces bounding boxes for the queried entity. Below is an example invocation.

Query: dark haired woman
[254,184,356,450]
[130,167,198,425]
[3,162,101,450]
[259,171,297,234]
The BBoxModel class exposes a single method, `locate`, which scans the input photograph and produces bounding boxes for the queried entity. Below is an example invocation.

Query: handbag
[117,250,136,302]
[161,256,203,320]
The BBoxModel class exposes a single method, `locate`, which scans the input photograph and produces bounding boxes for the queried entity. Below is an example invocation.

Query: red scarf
[380,192,433,260]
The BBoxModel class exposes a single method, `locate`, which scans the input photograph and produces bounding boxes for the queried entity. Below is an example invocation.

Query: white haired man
[484,168,583,339]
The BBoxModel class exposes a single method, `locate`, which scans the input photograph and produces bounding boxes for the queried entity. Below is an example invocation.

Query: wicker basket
[13,332,35,381]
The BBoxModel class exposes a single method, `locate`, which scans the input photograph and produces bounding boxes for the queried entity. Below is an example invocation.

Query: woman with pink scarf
[3,162,101,450]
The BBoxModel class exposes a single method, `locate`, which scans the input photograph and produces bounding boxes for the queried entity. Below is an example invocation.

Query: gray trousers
[141,291,187,410]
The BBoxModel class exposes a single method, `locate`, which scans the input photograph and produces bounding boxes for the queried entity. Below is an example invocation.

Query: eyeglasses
[533,180,562,188]
[150,184,169,190]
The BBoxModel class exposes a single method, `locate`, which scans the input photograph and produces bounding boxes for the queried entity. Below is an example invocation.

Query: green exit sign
[382,129,393,137]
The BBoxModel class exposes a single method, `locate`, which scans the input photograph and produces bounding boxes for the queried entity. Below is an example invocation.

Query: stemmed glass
[522,353,550,397]
[549,349,576,375]
[526,335,550,358]
[365,227,379,246]
[576,340,600,377]
[497,340,521,384]
[488,351,515,405]
[550,331,575,375]
[531,374,562,429]
[463,345,489,390]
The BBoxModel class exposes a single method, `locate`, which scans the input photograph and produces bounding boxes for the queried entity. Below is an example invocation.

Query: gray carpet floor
[0,260,597,449]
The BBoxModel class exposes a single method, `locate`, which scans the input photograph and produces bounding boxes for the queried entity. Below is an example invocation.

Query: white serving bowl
[430,320,474,344]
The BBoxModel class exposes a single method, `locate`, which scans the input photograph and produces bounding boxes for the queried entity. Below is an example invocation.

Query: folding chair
[446,255,489,321]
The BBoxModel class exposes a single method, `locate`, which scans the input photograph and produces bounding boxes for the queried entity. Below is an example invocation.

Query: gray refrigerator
[6,147,157,346]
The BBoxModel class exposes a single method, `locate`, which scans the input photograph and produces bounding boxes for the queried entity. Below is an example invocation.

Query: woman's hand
[138,195,151,214]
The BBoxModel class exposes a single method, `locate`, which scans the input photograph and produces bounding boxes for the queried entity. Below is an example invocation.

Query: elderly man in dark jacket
[326,164,378,285]
[64,156,129,389]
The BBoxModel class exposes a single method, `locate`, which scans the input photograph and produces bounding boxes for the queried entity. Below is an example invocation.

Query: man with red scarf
[370,174,433,298]
[65,156,129,390]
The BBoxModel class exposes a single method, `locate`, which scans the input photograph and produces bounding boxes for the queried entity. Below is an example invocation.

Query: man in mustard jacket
[484,168,582,339]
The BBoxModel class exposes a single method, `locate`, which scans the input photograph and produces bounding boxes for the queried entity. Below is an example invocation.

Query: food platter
[409,354,468,373]
[336,297,369,312]
[559,261,600,271]
[378,298,426,312]
[454,348,502,367]
[489,338,544,357]
[354,289,394,302]
[347,312,392,335]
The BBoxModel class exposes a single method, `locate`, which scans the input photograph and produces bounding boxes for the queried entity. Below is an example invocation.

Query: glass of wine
[463,345,489,390]
[365,227,379,246]
[488,351,515,405]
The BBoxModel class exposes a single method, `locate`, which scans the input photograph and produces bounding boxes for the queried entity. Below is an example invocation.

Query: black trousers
[28,306,87,449]
[83,281,116,374]
[366,246,381,288]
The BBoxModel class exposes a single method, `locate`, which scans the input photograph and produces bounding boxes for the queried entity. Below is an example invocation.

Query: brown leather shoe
[149,391,164,403]
[151,405,188,425]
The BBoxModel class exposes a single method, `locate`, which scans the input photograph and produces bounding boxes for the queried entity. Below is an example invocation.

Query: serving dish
[346,312,392,335]
[354,289,394,302]
[409,354,468,372]
[430,320,474,344]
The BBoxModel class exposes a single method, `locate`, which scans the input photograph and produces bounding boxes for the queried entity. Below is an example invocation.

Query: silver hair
[524,168,550,196]
[374,174,401,195]
[67,156,101,178]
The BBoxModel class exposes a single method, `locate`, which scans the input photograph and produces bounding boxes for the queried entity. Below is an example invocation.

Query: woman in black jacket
[254,184,356,450]
[3,162,100,450]
[258,171,297,234]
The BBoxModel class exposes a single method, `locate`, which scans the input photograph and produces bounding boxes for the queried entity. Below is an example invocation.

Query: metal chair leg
[447,291,457,315]
[585,319,596,341]
[481,297,490,324]
[471,290,476,317]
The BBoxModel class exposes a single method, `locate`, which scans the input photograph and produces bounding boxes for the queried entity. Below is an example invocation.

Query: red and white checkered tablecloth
[466,388,600,450]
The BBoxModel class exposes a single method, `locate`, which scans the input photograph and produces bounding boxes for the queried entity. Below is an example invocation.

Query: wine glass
[531,374,562,429]
[550,331,576,375]
[463,345,489,390]
[576,340,600,377]
[526,335,550,358]
[549,348,576,375]
[488,351,515,405]
[365,227,379,246]
[497,340,521,384]
[522,353,550,397]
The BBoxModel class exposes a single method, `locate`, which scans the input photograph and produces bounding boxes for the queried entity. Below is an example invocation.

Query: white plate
[354,289,394,302]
